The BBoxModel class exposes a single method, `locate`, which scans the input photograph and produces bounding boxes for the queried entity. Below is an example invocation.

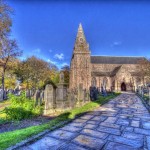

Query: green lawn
[0,93,120,150]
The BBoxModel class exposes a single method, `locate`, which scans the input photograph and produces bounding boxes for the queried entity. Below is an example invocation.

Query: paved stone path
[20,93,150,150]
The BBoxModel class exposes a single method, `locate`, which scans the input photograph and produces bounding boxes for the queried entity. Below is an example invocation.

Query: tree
[0,58,19,89]
[61,65,70,84]
[15,56,59,89]
[0,0,21,99]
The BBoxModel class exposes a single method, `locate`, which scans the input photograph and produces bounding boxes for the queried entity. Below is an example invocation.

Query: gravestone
[90,86,95,101]
[30,89,35,97]
[34,90,41,106]
[0,89,3,101]
[3,90,7,100]
[26,89,31,99]
[40,90,44,104]
[56,72,68,109]
[90,86,98,101]
[93,87,98,100]
[44,84,56,114]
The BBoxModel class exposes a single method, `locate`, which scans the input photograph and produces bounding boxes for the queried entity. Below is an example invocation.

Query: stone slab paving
[18,93,150,150]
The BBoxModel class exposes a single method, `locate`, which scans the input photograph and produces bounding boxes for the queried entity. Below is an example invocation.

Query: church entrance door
[121,82,126,91]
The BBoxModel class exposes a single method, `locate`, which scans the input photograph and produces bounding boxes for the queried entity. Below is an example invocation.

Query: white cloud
[57,62,69,69]
[54,53,64,60]
[33,48,41,53]
[61,62,69,67]
[47,59,57,65]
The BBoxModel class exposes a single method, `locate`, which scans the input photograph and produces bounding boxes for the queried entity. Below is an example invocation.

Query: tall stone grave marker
[40,90,44,105]
[34,90,41,106]
[56,71,68,109]
[44,84,56,114]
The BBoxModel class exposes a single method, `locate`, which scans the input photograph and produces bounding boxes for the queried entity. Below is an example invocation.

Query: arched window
[136,77,141,86]
[91,77,97,87]
[112,80,115,87]
[103,77,108,88]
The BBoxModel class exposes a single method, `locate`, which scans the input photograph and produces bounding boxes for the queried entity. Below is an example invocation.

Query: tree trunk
[1,67,6,100]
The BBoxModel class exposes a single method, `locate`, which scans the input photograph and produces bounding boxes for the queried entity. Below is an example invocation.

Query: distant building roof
[91,56,145,64]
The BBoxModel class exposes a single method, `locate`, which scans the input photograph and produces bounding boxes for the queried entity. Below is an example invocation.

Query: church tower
[69,23,91,90]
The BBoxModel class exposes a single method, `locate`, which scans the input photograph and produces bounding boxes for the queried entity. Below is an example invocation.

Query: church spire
[73,23,90,53]
[76,23,86,42]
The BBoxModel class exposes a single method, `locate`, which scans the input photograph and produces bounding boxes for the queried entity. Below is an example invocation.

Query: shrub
[4,107,33,120]
[4,93,43,121]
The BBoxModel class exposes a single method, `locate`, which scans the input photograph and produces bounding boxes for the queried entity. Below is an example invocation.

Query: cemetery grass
[0,93,120,150]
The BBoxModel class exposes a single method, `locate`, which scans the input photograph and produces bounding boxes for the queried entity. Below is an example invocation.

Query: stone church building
[69,24,145,92]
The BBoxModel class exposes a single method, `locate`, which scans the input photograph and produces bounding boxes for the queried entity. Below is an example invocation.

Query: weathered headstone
[44,84,56,114]
[3,90,7,100]
[94,87,98,100]
[56,72,68,109]
[0,89,3,101]
[34,90,41,106]
[30,89,35,97]
[40,90,44,105]
[90,86,98,101]
[26,89,31,99]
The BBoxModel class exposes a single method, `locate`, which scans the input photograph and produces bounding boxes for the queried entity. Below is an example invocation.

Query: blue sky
[8,0,150,68]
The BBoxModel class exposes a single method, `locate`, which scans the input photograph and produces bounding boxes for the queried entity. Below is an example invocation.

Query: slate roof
[91,56,145,64]
[92,72,111,76]
[111,66,122,76]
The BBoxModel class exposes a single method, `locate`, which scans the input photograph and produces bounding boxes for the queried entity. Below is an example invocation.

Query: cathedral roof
[91,56,145,64]
[111,66,122,76]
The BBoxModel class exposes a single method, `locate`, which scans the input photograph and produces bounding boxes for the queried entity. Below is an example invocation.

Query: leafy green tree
[0,0,21,99]
[15,56,59,89]
[61,65,70,84]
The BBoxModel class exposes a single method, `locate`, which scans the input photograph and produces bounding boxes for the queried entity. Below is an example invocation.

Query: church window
[91,77,97,87]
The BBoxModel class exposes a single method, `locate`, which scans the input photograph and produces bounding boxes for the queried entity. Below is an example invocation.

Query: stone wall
[91,64,144,92]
